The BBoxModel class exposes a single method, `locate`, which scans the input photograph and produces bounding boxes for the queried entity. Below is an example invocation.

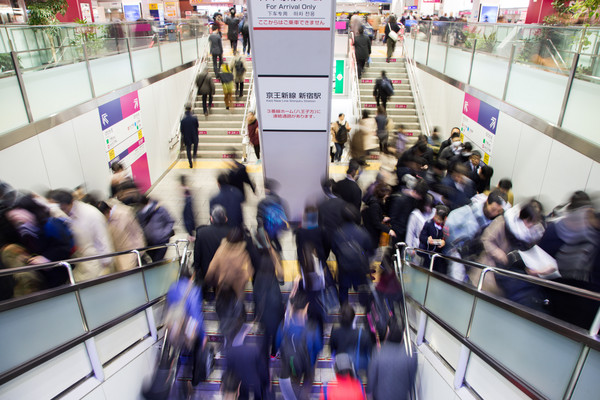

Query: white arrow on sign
[490,117,496,130]
[101,113,109,126]
[134,99,139,109]
[464,101,469,112]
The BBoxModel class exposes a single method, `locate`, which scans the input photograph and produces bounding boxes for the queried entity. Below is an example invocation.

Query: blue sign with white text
[98,98,123,130]
[477,101,499,134]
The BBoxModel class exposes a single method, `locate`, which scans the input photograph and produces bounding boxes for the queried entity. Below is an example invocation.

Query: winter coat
[230,56,246,83]
[106,200,146,272]
[180,111,199,145]
[209,32,223,55]
[206,238,252,299]
[209,184,245,228]
[196,71,216,95]
[354,33,371,60]
[362,197,390,248]
[193,223,230,277]
[137,201,175,246]
[367,342,416,400]
[247,117,259,145]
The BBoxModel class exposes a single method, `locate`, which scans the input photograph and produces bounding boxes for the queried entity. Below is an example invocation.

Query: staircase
[181,44,252,160]
[171,289,367,399]
[359,56,422,138]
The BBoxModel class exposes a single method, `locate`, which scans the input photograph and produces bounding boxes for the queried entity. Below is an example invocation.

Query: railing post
[84,338,105,381]
[429,253,439,272]
[467,39,477,84]
[477,267,493,291]
[453,345,470,389]
[589,305,600,336]
[126,38,136,82]
[502,44,516,101]
[178,30,184,64]
[443,41,449,74]
[156,30,164,71]
[145,307,158,341]
[195,25,199,59]
[557,53,579,127]
[425,22,432,66]
[10,50,34,123]
[82,42,96,98]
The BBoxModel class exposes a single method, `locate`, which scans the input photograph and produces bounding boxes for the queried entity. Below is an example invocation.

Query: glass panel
[79,272,147,330]
[424,318,461,369]
[181,38,197,64]
[404,263,428,305]
[89,48,134,96]
[144,261,179,301]
[445,46,471,83]
[413,22,430,65]
[0,292,85,374]
[424,278,474,336]
[131,45,162,80]
[469,300,582,399]
[94,312,149,364]
[466,353,531,400]
[0,57,29,135]
[572,349,600,400]
[160,40,182,71]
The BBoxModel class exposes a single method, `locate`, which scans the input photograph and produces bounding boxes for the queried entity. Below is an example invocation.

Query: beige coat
[106,200,146,272]
[206,239,253,299]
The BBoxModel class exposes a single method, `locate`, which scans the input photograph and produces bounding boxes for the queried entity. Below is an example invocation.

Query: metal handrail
[0,241,184,280]
[240,67,255,163]
[397,244,600,302]
[347,33,361,159]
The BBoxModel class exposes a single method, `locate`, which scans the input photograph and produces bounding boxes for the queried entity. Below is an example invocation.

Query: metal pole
[126,38,136,82]
[195,26,199,59]
[467,39,477,84]
[557,53,579,127]
[589,305,600,336]
[502,44,516,101]
[156,31,164,72]
[443,42,449,74]
[429,254,439,272]
[178,31,184,64]
[10,51,33,123]
[425,22,432,66]
[82,42,96,98]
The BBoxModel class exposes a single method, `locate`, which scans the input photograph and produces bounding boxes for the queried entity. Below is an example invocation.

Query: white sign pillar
[248,0,336,221]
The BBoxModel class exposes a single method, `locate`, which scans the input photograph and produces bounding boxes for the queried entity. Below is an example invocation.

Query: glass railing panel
[0,292,85,375]
[469,299,582,399]
[470,39,512,99]
[181,38,197,64]
[424,318,462,370]
[424,277,474,335]
[404,263,428,305]
[413,22,430,65]
[561,54,600,146]
[465,353,531,400]
[88,38,134,96]
[505,41,569,124]
[445,35,472,83]
[571,349,600,399]
[79,272,147,330]
[21,51,93,120]
[131,44,162,80]
[144,261,179,301]
[0,58,29,135]
[160,40,182,71]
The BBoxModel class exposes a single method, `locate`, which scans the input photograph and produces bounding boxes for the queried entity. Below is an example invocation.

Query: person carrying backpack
[136,196,175,262]
[257,179,288,253]
[276,290,324,400]
[332,205,374,305]
[230,53,246,98]
[373,71,393,110]
[331,113,351,163]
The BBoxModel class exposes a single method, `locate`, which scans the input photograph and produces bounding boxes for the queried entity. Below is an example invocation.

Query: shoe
[204,112,208,117]
[189,163,193,169]
[226,106,229,110]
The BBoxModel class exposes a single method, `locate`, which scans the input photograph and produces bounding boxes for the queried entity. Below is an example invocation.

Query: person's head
[461,142,473,156]
[567,191,591,211]
[415,142,428,156]
[339,302,355,328]
[111,163,124,173]
[380,70,387,78]
[264,178,279,194]
[321,177,334,194]
[229,6,235,16]
[338,113,345,122]
[358,25,364,35]
[47,189,74,215]
[414,179,429,200]
[226,226,244,243]
[185,104,192,112]
[6,194,50,228]
[388,15,397,24]
[347,159,361,179]
[211,24,219,32]
[333,353,356,378]
[210,205,228,225]
[217,173,229,188]
[519,200,544,227]
[450,127,460,137]
[451,164,469,185]
[433,204,450,225]
[483,190,506,220]
[479,165,494,181]
[470,151,482,167]
[303,205,318,229]
[290,290,309,316]
[362,109,370,119]
[374,183,392,202]
[97,200,111,218]
[497,179,513,194]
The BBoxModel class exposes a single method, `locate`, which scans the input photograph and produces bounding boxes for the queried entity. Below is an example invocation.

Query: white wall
[414,67,600,210]
[0,65,198,198]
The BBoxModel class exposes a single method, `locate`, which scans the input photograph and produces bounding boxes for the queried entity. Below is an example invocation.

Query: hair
[435,204,450,219]
[463,142,473,152]
[339,302,355,328]
[13,195,50,225]
[388,15,397,24]
[111,163,124,173]
[211,24,219,31]
[568,191,591,210]
[498,179,513,191]
[211,205,227,224]
[487,190,506,206]
[377,105,386,115]
[453,164,468,176]
[264,178,279,192]
[450,127,460,135]
[338,113,344,118]
[347,159,360,176]
[414,179,429,199]
[362,109,370,119]
[321,177,334,192]
[380,70,387,78]
[47,189,73,206]
[519,200,544,223]
[374,183,392,200]
[358,26,364,34]
[471,150,482,158]
[290,290,309,311]
[417,193,434,213]
[480,165,494,180]
[217,173,229,187]
[416,142,428,154]
[226,226,244,243]
[97,200,111,215]
[185,104,192,112]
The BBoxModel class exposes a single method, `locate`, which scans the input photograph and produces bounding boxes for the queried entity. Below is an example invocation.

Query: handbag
[387,24,398,42]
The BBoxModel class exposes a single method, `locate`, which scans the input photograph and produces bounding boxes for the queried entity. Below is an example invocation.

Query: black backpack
[335,122,348,144]
[334,229,369,275]
[380,78,394,96]
[234,59,245,75]
[280,324,311,378]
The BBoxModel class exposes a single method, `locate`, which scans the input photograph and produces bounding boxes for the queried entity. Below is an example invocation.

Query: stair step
[195,150,244,158]
[194,135,243,143]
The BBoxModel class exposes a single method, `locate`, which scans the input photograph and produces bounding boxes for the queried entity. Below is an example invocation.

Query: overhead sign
[461,93,499,164]
[250,0,332,29]
[99,91,151,192]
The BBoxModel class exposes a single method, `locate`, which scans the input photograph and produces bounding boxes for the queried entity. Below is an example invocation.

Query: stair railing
[402,34,431,138]
[348,32,362,127]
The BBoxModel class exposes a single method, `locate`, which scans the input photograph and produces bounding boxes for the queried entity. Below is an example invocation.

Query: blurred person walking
[196,67,216,117]
[384,15,401,62]
[209,24,223,77]
[231,52,246,98]
[373,71,393,110]
[180,105,199,169]
[333,159,363,213]
[330,113,350,163]
[320,353,366,400]
[354,26,371,79]
[210,173,245,229]
[247,111,260,161]
[225,8,240,54]
[220,63,235,110]
[136,196,175,262]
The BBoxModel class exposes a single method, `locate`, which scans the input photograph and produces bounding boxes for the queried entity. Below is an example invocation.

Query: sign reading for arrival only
[251,0,332,30]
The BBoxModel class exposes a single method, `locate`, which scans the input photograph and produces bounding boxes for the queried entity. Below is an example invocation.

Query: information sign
[460,93,499,164]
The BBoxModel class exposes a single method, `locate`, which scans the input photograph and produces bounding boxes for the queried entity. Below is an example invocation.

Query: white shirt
[405,208,435,249]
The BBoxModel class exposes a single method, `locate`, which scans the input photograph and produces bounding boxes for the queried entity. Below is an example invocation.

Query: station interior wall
[0,64,199,198]
[414,66,600,210]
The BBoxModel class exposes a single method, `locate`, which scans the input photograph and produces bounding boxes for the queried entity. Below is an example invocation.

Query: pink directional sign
[198,130,207,135]
[463,93,481,122]
[391,80,402,84]
[234,103,245,107]
[395,104,407,109]
[222,154,234,158]
[227,131,240,135]
[361,79,373,83]
[364,104,376,108]
[120,91,140,118]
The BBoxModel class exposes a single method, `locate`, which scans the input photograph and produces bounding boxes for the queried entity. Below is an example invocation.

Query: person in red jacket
[320,353,366,400]
[247,111,260,161]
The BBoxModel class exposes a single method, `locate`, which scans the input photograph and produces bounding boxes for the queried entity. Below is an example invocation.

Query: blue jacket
[276,318,323,366]
[210,185,245,228]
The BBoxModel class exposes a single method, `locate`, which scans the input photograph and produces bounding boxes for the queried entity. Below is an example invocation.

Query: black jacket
[333,177,362,214]
[209,185,245,228]
[228,161,255,201]
[388,193,417,243]
[362,198,390,248]
[354,33,371,60]
[180,112,199,145]
[193,223,230,277]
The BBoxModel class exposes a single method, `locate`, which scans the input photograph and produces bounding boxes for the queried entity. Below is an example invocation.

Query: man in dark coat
[180,105,199,168]
[225,8,240,54]
[196,68,216,116]
[373,70,393,110]
[208,24,223,76]
[333,159,362,214]
[193,205,230,282]
[227,159,255,201]
[209,173,245,228]
[354,25,371,79]
[388,180,429,244]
